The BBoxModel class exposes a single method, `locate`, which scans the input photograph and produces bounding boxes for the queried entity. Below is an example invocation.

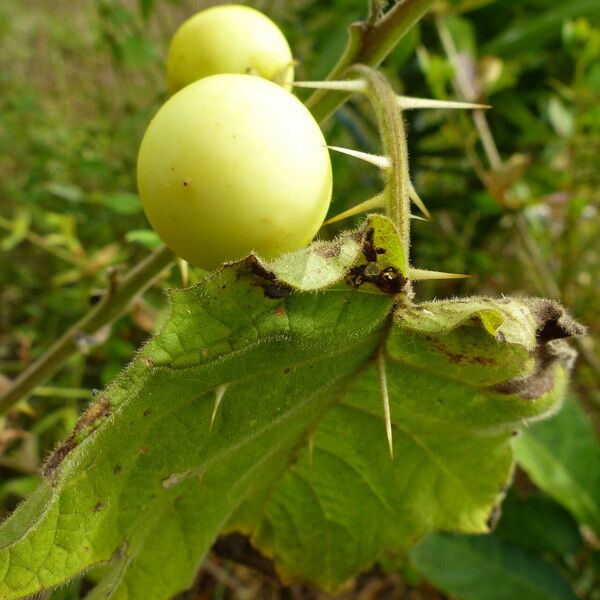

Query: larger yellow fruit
[166,5,294,93]
[137,74,332,270]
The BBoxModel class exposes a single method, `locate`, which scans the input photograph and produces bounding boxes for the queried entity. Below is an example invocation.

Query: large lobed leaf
[0,216,582,599]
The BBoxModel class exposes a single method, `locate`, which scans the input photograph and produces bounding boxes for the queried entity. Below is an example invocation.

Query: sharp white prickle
[407,181,431,220]
[377,351,394,460]
[210,384,228,431]
[324,193,386,225]
[326,147,431,220]
[178,258,189,287]
[327,145,391,169]
[293,79,368,92]
[408,268,470,280]
[397,96,490,111]
[308,433,314,466]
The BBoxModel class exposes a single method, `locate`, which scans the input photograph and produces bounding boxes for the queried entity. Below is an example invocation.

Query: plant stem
[29,386,93,400]
[353,66,411,269]
[0,1,436,414]
[0,246,174,415]
[0,216,85,268]
[307,0,438,123]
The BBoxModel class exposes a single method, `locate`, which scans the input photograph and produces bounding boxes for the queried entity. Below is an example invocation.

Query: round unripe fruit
[166,5,294,93]
[137,74,332,270]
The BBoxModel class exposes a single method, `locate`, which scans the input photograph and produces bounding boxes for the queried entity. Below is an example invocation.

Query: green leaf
[138,0,155,21]
[484,0,600,56]
[45,183,85,204]
[446,15,478,56]
[411,532,579,600]
[514,397,600,535]
[120,34,158,69]
[0,217,581,598]
[0,211,30,251]
[99,192,142,216]
[125,229,162,249]
[496,492,583,556]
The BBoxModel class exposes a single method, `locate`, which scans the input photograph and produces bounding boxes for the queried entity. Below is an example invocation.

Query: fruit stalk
[307,0,437,123]
[353,65,411,270]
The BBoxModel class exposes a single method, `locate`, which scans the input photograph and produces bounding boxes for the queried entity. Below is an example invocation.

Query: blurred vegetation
[0,0,599,598]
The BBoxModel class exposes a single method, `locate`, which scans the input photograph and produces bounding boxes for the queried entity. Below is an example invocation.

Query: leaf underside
[0,216,582,599]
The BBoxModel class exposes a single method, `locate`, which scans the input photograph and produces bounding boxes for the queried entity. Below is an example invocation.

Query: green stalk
[353,66,411,272]
[307,0,437,123]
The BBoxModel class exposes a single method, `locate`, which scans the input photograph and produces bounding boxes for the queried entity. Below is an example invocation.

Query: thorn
[272,60,298,86]
[408,267,471,280]
[210,384,228,431]
[327,145,391,169]
[411,214,428,221]
[325,148,432,222]
[323,193,386,225]
[397,96,491,111]
[407,181,431,220]
[377,351,393,460]
[326,146,432,220]
[178,258,189,287]
[293,79,367,92]
[308,433,314,467]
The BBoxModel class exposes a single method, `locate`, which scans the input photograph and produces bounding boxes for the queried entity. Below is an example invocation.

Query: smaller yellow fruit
[137,74,332,270]
[166,5,294,93]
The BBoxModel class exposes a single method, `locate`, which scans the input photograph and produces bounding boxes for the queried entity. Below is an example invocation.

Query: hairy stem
[353,65,411,269]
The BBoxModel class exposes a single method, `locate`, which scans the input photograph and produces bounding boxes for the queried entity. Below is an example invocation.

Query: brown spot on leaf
[139,447,150,455]
[422,335,496,366]
[113,465,123,474]
[249,259,276,282]
[143,408,151,417]
[362,227,378,262]
[314,242,342,259]
[245,257,293,298]
[246,258,293,298]
[112,540,129,560]
[213,533,277,579]
[74,397,112,435]
[263,283,292,299]
[42,436,76,480]
[486,503,501,531]
[42,396,112,480]
[93,502,105,513]
[347,264,406,294]
[491,341,577,400]
[530,299,586,343]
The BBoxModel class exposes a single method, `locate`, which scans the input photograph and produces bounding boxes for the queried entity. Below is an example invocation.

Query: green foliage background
[0,0,599,598]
